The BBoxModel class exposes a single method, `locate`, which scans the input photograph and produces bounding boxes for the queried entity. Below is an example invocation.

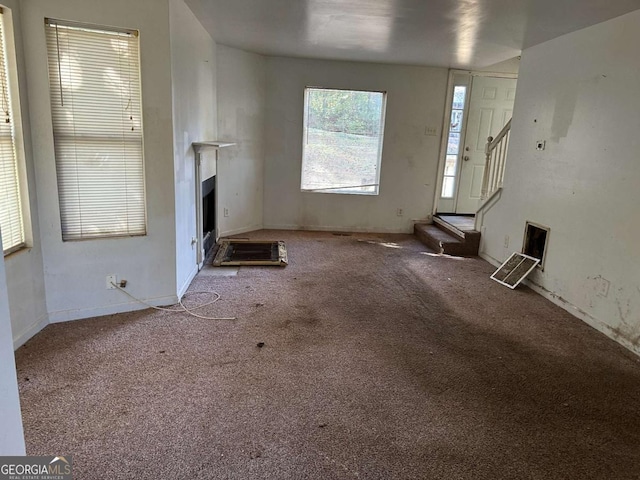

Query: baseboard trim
[13,314,49,350]
[177,264,199,299]
[479,252,640,357]
[262,224,411,234]
[219,225,263,238]
[523,280,640,357]
[478,251,501,268]
[47,294,180,324]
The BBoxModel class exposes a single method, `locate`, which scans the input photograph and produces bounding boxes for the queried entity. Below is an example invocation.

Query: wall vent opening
[523,222,549,269]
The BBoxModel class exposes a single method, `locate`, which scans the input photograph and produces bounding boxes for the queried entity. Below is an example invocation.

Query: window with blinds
[45,19,146,241]
[0,11,25,255]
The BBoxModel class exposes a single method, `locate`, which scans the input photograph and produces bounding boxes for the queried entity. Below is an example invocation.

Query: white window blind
[0,11,24,255]
[45,19,146,241]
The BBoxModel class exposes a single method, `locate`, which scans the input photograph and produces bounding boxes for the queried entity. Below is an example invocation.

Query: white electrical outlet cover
[106,275,117,289]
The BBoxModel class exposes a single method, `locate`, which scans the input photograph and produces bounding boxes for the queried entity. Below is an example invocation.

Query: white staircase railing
[481,118,511,201]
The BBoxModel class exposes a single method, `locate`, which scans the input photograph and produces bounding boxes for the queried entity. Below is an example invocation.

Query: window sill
[3,243,29,259]
[301,189,379,196]
[61,232,147,242]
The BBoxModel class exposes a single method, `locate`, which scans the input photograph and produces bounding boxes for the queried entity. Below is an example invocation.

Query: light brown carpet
[15,230,640,479]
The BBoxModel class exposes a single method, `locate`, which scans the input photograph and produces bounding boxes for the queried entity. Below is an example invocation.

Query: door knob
[463,156,470,161]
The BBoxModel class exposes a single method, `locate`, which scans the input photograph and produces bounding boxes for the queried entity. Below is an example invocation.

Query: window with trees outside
[441,86,467,198]
[301,87,386,195]
[45,19,146,241]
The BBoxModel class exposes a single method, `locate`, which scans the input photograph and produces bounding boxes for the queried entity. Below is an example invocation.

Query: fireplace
[192,141,235,268]
[202,175,216,257]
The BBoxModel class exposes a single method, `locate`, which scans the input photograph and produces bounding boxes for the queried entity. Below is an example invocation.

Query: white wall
[477,56,521,75]
[0,237,26,455]
[169,0,217,295]
[22,0,179,323]
[2,0,49,348]
[481,9,640,355]
[264,57,448,233]
[217,45,266,236]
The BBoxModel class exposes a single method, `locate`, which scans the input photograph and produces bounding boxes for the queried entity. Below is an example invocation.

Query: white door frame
[194,150,206,270]
[193,145,219,271]
[193,142,234,270]
[432,70,518,217]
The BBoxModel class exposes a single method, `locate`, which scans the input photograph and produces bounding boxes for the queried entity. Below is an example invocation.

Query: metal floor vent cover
[212,240,288,267]
[491,252,540,289]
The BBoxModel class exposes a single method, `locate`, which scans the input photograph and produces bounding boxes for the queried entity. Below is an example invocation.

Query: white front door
[455,76,516,214]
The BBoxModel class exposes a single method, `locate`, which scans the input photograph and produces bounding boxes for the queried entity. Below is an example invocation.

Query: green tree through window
[301,88,386,195]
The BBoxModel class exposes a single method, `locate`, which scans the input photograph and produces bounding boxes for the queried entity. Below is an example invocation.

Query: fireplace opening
[202,175,216,256]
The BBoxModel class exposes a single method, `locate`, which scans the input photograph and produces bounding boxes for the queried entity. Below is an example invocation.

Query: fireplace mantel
[193,141,235,183]
[193,141,235,153]
[192,140,236,268]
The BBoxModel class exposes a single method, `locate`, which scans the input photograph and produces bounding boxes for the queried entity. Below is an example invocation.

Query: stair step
[414,223,480,256]
[433,216,467,240]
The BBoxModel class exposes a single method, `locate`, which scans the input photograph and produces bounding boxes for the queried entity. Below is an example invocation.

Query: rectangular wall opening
[523,222,549,269]
[301,87,386,195]
[202,175,216,257]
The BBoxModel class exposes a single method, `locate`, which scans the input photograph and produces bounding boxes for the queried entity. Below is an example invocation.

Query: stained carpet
[15,230,640,479]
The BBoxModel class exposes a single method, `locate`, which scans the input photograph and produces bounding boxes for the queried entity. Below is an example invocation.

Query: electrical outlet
[396,208,403,216]
[425,126,438,136]
[223,208,229,217]
[536,140,546,151]
[106,275,117,289]
[503,235,510,248]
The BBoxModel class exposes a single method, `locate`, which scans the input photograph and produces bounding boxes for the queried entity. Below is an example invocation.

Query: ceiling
[185,0,640,70]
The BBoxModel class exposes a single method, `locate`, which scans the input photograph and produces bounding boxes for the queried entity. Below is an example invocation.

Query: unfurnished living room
[1,0,640,478]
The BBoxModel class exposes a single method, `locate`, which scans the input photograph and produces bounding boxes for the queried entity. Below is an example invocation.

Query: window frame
[441,84,468,199]
[300,86,387,196]
[0,7,29,256]
[45,18,147,242]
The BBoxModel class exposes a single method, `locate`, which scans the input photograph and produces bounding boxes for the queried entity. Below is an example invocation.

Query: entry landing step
[414,216,480,256]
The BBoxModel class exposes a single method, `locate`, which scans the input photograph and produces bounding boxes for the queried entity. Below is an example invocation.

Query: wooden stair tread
[414,222,481,256]
[415,224,462,244]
